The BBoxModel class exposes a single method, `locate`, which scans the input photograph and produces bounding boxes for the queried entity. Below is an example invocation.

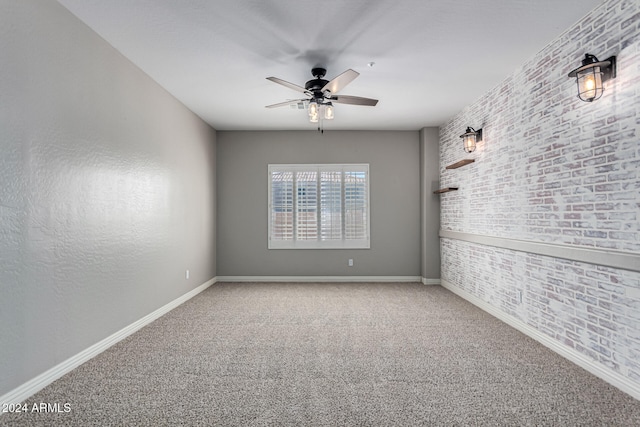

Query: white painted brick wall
[441,239,640,382]
[440,0,640,388]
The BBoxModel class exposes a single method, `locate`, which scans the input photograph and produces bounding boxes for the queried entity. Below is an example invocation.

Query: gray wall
[420,128,441,280]
[0,0,217,396]
[217,130,427,277]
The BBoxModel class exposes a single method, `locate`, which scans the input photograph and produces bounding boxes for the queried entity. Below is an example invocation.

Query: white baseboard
[215,276,423,283]
[0,277,216,407]
[422,278,441,285]
[440,279,640,401]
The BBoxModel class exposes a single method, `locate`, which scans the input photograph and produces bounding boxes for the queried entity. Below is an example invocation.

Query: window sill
[268,240,370,250]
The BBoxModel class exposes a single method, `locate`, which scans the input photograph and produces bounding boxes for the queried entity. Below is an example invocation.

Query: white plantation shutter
[344,170,368,240]
[320,171,342,240]
[270,171,293,241]
[295,171,318,240]
[268,164,369,249]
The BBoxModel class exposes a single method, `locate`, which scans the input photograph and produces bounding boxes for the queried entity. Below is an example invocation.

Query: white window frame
[268,164,370,249]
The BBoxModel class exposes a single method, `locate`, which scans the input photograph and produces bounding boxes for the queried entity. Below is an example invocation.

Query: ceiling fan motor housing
[306,68,329,99]
[311,68,326,79]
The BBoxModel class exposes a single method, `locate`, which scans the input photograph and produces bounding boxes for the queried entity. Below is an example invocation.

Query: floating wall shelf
[433,187,459,194]
[436,159,474,194]
[446,159,475,169]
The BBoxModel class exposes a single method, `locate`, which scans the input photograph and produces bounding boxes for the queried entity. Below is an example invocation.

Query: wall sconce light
[568,53,616,102]
[460,127,482,153]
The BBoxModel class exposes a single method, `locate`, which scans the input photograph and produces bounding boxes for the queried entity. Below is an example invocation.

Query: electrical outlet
[516,290,522,304]
[348,259,354,267]
[186,269,190,279]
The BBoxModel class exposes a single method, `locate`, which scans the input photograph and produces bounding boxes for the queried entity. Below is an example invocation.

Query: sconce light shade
[308,100,319,123]
[460,127,482,153]
[324,103,334,120]
[568,54,616,102]
[308,100,318,117]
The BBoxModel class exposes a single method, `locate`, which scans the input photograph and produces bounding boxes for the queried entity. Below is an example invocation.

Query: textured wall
[439,0,640,388]
[216,130,427,278]
[0,0,216,396]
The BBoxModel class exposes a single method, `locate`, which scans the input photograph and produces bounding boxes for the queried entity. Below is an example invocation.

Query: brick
[583,212,607,220]
[621,11,640,29]
[596,241,619,250]
[595,145,618,157]
[572,221,593,229]
[611,295,640,309]
[595,183,621,192]
[589,342,613,357]
[588,304,613,319]
[582,156,607,166]
[576,305,600,324]
[595,202,615,210]
[583,175,607,184]
[612,318,640,340]
[587,322,612,338]
[597,221,622,230]
[597,282,626,295]
[608,191,637,201]
[598,357,620,372]
[577,293,598,305]
[608,212,636,221]
[572,204,594,211]
[584,230,608,238]
[607,171,636,180]
[608,231,638,240]
[576,344,600,361]
[595,164,620,174]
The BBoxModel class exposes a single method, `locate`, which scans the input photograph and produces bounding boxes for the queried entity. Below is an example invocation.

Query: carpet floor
[3,282,640,426]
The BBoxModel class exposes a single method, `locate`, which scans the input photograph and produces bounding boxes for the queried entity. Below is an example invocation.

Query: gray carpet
[3,282,640,426]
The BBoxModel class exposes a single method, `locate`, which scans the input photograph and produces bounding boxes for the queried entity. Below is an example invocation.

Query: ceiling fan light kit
[266,67,378,131]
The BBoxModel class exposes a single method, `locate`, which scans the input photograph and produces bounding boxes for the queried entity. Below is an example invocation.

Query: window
[268,164,370,249]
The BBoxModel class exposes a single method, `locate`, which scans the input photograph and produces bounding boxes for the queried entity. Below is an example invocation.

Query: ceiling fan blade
[321,69,359,94]
[266,77,310,95]
[265,99,308,109]
[331,95,378,106]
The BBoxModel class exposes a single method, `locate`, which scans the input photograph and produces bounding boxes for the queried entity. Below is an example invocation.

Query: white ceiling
[57,0,603,131]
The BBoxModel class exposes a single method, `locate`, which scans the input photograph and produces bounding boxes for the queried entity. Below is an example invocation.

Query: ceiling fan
[265,68,378,127]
